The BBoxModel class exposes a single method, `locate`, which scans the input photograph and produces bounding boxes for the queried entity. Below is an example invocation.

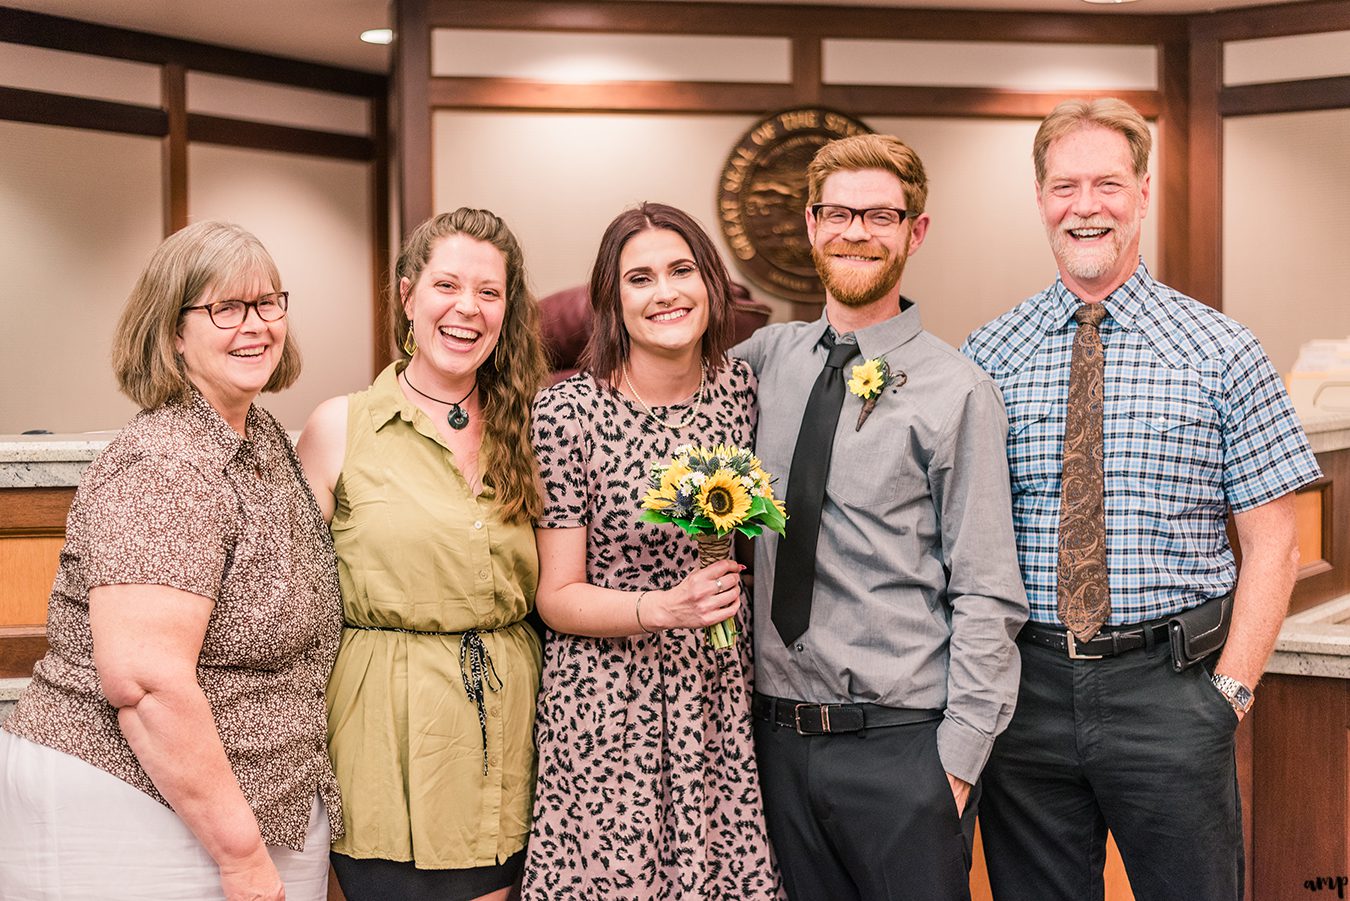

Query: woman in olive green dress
[298,208,548,901]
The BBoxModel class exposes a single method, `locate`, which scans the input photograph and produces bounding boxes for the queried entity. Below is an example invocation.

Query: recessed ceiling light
[360,28,393,45]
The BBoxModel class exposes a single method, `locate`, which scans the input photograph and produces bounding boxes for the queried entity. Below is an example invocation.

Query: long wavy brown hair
[392,208,547,523]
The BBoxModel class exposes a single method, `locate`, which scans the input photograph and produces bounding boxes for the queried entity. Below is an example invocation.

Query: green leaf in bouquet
[637,509,671,525]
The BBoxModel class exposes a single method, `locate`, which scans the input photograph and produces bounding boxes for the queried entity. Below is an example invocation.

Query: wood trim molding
[428,76,795,113]
[0,626,48,680]
[1185,27,1223,310]
[1156,40,1191,293]
[819,85,1160,119]
[371,91,393,377]
[0,488,74,539]
[1221,76,1350,117]
[396,0,434,237]
[791,35,822,106]
[186,114,375,160]
[162,63,189,235]
[424,0,1188,43]
[1200,0,1350,41]
[0,6,385,97]
[0,86,165,136]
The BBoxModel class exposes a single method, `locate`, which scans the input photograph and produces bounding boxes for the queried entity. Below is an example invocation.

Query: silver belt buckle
[794,703,830,734]
[1066,631,1103,660]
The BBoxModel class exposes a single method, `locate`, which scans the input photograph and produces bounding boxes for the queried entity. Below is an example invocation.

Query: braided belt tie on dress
[343,622,503,775]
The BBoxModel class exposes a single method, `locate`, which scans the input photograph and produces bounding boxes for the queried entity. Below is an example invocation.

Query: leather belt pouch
[1166,591,1235,672]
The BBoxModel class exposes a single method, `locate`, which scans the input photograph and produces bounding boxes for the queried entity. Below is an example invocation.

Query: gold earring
[402,325,417,357]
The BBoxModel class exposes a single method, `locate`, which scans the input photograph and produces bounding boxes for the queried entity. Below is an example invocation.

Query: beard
[1049,213,1142,283]
[812,239,907,307]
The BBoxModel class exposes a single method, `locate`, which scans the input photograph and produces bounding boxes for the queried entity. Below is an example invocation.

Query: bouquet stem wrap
[697,533,738,650]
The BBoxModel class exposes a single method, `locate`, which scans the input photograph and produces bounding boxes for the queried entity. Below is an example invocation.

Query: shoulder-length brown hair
[579,202,736,388]
[112,221,301,410]
[392,208,547,524]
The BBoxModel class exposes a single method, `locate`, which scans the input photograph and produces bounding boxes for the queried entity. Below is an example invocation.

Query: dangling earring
[402,325,417,357]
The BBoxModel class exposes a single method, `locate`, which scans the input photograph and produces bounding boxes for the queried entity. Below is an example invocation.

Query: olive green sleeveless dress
[326,362,541,869]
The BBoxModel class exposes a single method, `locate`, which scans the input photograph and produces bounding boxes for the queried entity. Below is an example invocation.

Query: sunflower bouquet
[638,443,787,649]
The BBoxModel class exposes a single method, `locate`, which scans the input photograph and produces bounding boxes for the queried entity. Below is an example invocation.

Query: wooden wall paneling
[371,91,393,375]
[818,85,1160,119]
[1289,451,1350,615]
[161,62,189,235]
[1185,23,1223,311]
[0,85,165,136]
[186,114,375,160]
[0,7,384,97]
[1221,75,1350,117]
[791,35,822,106]
[395,0,433,237]
[0,626,48,680]
[0,537,62,626]
[424,0,1188,44]
[427,76,796,113]
[1156,40,1191,293]
[0,488,75,538]
[1201,0,1350,41]
[1251,674,1350,900]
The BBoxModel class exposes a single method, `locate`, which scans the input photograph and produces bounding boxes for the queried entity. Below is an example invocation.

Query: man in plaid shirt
[962,98,1321,901]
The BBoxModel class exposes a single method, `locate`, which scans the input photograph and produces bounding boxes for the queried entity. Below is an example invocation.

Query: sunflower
[641,487,674,511]
[847,359,887,399]
[659,460,691,496]
[696,468,753,533]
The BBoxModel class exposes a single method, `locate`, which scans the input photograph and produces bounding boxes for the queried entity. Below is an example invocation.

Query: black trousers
[331,849,525,901]
[754,714,978,901]
[979,637,1242,901]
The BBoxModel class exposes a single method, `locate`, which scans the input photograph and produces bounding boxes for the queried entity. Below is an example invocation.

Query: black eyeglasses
[810,204,913,236]
[182,292,289,329]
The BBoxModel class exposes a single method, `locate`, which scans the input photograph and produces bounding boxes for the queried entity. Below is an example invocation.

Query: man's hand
[947,773,972,816]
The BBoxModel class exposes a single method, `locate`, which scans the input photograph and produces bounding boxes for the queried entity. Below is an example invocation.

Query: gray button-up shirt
[735,302,1028,782]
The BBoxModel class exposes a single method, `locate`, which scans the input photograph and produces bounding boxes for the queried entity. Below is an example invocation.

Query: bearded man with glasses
[734,133,1028,901]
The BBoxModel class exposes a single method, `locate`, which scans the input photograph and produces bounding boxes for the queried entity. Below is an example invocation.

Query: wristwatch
[1211,673,1255,715]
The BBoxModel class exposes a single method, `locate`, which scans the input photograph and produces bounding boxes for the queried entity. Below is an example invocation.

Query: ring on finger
[715,578,723,590]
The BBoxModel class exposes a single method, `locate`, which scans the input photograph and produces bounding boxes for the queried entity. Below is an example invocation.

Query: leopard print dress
[522,360,783,901]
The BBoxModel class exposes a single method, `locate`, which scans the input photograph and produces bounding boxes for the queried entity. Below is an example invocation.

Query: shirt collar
[368,360,417,431]
[1044,260,1152,332]
[819,295,923,359]
[178,384,264,471]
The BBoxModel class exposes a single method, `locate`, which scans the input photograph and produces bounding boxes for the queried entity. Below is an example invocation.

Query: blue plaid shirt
[961,263,1321,625]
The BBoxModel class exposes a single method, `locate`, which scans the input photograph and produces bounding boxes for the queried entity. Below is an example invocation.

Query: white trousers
[0,730,330,900]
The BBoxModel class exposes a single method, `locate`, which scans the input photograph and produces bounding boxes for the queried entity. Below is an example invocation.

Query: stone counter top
[1267,594,1350,680]
[0,432,117,488]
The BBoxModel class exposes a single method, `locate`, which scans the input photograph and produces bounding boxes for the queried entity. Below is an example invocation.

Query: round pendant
[447,404,470,430]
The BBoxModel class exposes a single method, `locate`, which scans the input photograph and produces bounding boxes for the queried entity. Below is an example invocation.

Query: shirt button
[794,643,804,652]
[478,570,489,580]
[473,520,483,530]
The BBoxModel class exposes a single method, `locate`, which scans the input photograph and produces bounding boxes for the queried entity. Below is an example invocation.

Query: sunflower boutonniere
[847,357,907,431]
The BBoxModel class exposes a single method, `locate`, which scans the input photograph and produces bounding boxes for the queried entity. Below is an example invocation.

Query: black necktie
[771,333,860,646]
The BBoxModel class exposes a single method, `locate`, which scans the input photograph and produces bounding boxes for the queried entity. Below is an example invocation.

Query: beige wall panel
[432,111,767,308]
[1224,30,1350,86]
[824,40,1157,90]
[189,145,375,430]
[1224,110,1350,375]
[0,43,159,105]
[432,113,1158,349]
[0,121,158,433]
[187,72,371,134]
[431,29,792,83]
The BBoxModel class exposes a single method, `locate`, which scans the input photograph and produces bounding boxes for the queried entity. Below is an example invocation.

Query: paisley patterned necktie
[1058,303,1110,642]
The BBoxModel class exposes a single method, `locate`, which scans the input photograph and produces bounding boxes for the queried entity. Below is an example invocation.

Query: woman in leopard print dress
[522,203,782,900]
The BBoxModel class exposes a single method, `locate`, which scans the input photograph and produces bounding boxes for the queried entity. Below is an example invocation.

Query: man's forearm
[1217,494,1300,689]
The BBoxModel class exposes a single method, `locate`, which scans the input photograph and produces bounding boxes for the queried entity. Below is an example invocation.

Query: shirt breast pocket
[1118,380,1222,515]
[827,415,926,508]
[1006,401,1057,498]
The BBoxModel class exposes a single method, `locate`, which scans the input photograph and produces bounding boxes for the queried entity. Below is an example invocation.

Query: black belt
[1019,618,1171,660]
[752,693,941,735]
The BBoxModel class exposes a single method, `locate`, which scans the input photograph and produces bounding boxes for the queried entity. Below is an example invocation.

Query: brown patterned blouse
[4,389,343,850]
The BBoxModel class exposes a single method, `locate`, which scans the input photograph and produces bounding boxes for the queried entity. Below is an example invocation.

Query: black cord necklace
[402,368,474,430]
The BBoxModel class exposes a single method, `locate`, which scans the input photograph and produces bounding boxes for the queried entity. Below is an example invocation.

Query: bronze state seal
[717,108,873,304]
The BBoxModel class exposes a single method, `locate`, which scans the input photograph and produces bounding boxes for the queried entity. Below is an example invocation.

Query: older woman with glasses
[0,221,343,901]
